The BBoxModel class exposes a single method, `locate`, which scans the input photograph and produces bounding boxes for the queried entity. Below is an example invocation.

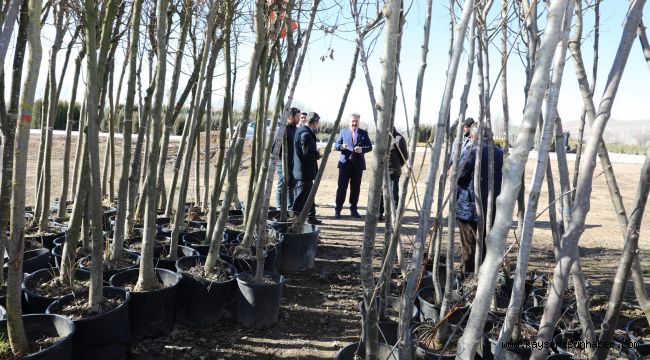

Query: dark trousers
[379,174,400,216]
[293,180,316,218]
[459,220,478,274]
[335,163,363,212]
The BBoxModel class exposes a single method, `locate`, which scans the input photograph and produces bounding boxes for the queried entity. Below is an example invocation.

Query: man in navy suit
[292,112,323,225]
[334,113,373,218]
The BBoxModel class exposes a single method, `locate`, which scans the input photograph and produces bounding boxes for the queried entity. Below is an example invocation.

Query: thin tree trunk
[38,6,66,231]
[0,0,28,287]
[111,0,143,260]
[57,49,85,218]
[206,0,234,243]
[593,153,650,357]
[157,0,192,217]
[409,1,476,354]
[532,2,646,358]
[572,0,599,197]
[494,4,574,354]
[82,0,121,308]
[0,0,21,66]
[500,0,509,156]
[170,8,220,262]
[136,0,169,291]
[7,0,41,353]
[458,1,569,358]
[71,100,86,201]
[204,0,270,274]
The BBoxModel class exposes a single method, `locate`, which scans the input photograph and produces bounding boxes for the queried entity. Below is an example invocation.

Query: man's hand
[341,143,349,150]
[354,146,362,153]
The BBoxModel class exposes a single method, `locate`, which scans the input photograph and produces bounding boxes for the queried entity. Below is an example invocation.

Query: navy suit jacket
[334,128,373,170]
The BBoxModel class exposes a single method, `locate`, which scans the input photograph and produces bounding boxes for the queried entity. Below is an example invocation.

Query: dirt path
[26,133,649,359]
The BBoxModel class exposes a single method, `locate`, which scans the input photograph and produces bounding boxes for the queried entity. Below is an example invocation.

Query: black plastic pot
[416,286,466,325]
[412,324,464,359]
[154,245,200,272]
[359,296,419,346]
[46,286,130,360]
[236,271,284,329]
[175,256,237,326]
[124,236,166,258]
[78,251,140,284]
[626,317,649,344]
[634,344,650,358]
[5,248,53,276]
[277,224,320,273]
[22,268,90,314]
[109,268,180,341]
[182,230,210,256]
[486,338,532,360]
[0,314,75,359]
[335,342,398,360]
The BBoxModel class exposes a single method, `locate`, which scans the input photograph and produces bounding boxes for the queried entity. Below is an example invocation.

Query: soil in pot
[175,256,237,326]
[108,268,180,341]
[23,268,90,314]
[412,323,464,359]
[182,231,210,255]
[0,314,75,360]
[153,245,200,272]
[52,292,124,321]
[124,236,167,258]
[78,252,139,283]
[220,233,279,273]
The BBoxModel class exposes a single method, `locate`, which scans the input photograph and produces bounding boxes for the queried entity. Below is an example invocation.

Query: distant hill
[558,119,650,146]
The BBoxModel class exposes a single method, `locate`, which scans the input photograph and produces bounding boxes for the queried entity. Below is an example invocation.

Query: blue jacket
[334,128,373,170]
[456,140,504,223]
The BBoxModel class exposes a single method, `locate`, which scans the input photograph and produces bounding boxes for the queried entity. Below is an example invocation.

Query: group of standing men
[276,110,409,224]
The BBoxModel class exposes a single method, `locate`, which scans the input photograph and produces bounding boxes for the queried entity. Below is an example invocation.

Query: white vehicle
[245,118,272,140]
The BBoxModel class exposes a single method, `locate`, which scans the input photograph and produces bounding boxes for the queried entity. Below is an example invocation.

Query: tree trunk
[593,151,650,355]
[0,0,21,66]
[572,0,599,197]
[457,1,569,358]
[170,6,220,263]
[82,0,121,309]
[111,0,143,260]
[57,48,85,218]
[135,0,169,292]
[0,0,28,287]
[494,3,574,354]
[206,0,234,242]
[531,2,646,358]
[203,0,267,274]
[38,5,66,232]
[7,0,41,353]
[500,0,509,157]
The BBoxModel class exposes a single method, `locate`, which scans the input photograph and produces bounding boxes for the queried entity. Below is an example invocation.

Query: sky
[6,0,650,133]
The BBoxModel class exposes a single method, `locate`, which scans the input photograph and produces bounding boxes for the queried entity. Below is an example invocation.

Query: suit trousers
[335,163,363,213]
[293,180,316,218]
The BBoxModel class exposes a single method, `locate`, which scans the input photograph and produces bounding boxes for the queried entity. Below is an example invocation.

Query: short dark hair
[306,112,320,124]
[290,107,301,116]
[301,112,308,117]
[463,118,475,127]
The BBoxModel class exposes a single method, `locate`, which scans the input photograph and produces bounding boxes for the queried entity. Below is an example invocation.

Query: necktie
[350,130,356,160]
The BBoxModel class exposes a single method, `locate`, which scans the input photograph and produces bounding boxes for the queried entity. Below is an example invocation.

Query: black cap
[463,118,475,127]
[307,112,320,123]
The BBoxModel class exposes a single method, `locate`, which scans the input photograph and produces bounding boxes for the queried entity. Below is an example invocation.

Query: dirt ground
[25,133,649,359]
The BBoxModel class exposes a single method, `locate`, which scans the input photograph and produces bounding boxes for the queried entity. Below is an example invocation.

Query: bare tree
[531,1,646,358]
[7,0,42,353]
[457,1,570,358]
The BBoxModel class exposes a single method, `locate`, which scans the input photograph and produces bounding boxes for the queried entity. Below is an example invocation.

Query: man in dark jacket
[292,112,323,225]
[379,127,409,221]
[456,123,503,274]
[333,113,373,218]
[276,107,300,210]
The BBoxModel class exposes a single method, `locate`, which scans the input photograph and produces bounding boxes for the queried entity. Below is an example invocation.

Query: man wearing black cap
[451,117,475,166]
[292,112,323,225]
